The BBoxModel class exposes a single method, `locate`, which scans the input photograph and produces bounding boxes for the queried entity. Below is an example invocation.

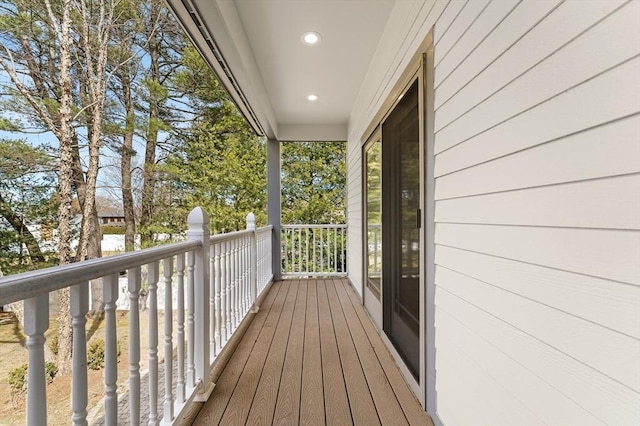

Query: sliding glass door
[382,79,421,380]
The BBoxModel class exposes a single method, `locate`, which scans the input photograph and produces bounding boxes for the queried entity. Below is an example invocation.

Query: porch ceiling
[166,0,396,141]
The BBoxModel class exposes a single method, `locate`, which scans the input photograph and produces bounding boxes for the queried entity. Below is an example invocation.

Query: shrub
[87,339,121,370]
[48,333,59,356]
[8,362,58,391]
[101,225,125,235]
[87,339,106,370]
[45,362,57,384]
[8,364,28,391]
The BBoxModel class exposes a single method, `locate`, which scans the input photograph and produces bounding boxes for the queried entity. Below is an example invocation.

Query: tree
[161,45,267,233]
[0,0,127,372]
[0,138,57,273]
[281,141,346,224]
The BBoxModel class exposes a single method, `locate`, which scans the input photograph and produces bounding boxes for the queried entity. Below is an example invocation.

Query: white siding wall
[347,0,640,424]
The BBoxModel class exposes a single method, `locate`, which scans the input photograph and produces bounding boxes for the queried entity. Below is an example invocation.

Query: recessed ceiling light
[302,32,321,46]
[307,94,318,101]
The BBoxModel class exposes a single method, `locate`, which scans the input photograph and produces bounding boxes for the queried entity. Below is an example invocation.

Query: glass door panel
[364,131,383,328]
[382,79,421,380]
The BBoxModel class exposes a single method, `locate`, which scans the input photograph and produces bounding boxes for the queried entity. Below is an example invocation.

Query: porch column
[267,138,281,280]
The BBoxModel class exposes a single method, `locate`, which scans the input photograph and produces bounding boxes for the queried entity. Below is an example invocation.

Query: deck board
[194,279,433,426]
[245,280,298,424]
[193,281,284,425]
[300,280,325,425]
[325,278,381,426]
[317,279,352,425]
[272,280,306,425]
[333,279,409,426]
[340,278,433,425]
[219,280,291,425]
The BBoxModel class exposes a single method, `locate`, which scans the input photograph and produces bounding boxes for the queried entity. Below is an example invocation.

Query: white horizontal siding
[434,117,640,198]
[432,1,640,425]
[346,135,363,297]
[435,245,640,340]
[435,174,640,230]
[435,289,639,425]
[436,222,639,287]
[436,1,639,136]
[346,0,640,424]
[435,308,608,425]
[435,0,627,129]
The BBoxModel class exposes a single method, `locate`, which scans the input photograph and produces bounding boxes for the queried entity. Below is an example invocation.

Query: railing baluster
[334,227,338,273]
[24,293,48,426]
[320,228,324,272]
[232,239,238,329]
[186,251,195,389]
[214,243,222,353]
[342,227,346,273]
[221,241,229,342]
[313,228,316,273]
[128,267,142,425]
[209,244,216,360]
[103,274,119,424]
[240,237,246,316]
[237,238,242,324]
[71,282,89,426]
[163,257,175,423]
[247,214,257,310]
[176,254,186,403]
[148,261,160,425]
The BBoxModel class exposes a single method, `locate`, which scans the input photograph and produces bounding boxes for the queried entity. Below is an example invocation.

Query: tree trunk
[121,68,136,252]
[139,2,161,247]
[71,135,105,317]
[52,0,75,375]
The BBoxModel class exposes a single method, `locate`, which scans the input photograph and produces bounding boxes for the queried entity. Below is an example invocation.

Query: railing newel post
[186,207,214,402]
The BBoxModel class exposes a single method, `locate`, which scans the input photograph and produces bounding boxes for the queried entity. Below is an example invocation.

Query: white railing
[0,208,273,425]
[281,224,347,277]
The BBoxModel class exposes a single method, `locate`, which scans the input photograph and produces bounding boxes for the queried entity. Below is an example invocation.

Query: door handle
[416,209,421,229]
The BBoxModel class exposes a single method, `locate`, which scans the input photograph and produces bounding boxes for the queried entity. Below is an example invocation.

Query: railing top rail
[281,224,347,229]
[210,225,273,244]
[0,239,202,305]
[210,228,253,243]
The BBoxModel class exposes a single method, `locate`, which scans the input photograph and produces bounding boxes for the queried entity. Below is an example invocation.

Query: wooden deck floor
[193,278,432,426]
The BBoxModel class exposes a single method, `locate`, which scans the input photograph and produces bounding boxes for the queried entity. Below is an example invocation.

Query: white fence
[0,208,272,425]
[281,224,347,277]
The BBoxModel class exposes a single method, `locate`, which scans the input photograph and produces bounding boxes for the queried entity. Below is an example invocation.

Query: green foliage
[8,364,28,391]
[101,225,126,235]
[49,333,59,356]
[87,339,121,370]
[8,362,57,391]
[281,141,346,224]
[45,362,57,384]
[87,339,106,370]
[0,139,58,274]
[156,43,268,234]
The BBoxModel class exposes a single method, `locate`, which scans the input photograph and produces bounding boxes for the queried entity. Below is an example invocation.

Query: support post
[267,138,281,280]
[187,207,214,402]
[246,212,258,312]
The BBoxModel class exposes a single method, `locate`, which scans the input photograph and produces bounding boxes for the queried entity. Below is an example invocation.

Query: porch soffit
[166,0,396,141]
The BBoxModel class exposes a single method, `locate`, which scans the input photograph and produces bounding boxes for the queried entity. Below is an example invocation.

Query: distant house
[97,208,125,227]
